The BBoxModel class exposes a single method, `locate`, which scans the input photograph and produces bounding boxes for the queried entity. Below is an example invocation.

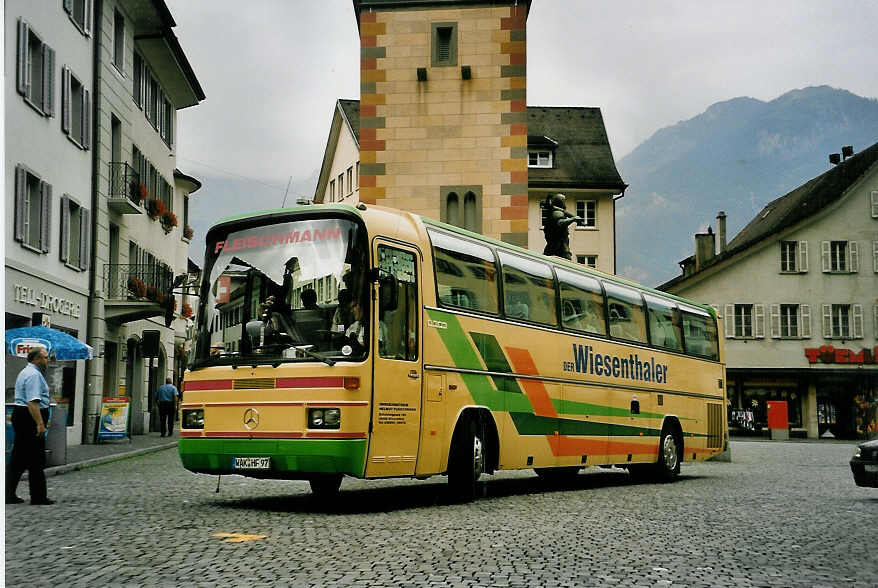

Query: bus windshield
[192,216,369,367]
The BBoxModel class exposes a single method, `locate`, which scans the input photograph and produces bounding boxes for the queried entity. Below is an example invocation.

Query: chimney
[716,211,727,254]
[694,226,716,271]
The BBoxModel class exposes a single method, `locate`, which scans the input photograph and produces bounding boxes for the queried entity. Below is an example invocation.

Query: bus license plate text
[234,457,270,470]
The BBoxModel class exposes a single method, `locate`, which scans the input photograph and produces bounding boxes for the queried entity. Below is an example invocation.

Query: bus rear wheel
[448,418,485,502]
[309,474,343,496]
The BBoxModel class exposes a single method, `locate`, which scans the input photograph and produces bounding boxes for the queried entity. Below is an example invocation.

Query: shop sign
[13,284,81,318]
[804,345,878,365]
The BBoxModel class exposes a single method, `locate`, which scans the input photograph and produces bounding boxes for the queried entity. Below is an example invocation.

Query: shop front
[5,269,89,446]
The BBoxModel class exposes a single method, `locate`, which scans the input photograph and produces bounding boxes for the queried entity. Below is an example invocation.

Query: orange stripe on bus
[505,347,557,418]
[556,436,659,457]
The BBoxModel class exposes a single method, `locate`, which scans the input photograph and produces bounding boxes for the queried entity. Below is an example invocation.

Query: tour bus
[179,203,726,500]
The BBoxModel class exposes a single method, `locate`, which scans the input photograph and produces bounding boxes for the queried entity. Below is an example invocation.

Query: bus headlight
[182,409,204,429]
[309,407,340,429]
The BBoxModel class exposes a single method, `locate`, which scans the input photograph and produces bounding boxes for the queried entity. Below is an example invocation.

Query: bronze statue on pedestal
[542,194,582,260]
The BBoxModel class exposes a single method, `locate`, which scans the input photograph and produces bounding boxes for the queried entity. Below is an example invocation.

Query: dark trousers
[158,401,176,436]
[6,406,49,502]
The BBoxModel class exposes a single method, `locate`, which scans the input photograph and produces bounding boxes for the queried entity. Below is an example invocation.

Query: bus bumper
[178,438,367,479]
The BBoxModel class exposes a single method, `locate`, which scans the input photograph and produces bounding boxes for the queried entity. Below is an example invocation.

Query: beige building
[313,0,625,272]
[660,142,878,440]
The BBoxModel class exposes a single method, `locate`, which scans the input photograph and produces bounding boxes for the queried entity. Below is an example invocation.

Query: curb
[43,441,178,478]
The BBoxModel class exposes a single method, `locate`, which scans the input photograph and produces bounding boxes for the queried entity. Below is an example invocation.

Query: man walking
[156,377,180,437]
[6,348,54,505]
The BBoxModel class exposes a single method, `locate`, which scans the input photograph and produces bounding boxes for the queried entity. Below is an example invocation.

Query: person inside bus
[300,288,319,310]
[260,294,297,347]
[345,299,387,352]
[331,288,353,333]
[506,292,530,320]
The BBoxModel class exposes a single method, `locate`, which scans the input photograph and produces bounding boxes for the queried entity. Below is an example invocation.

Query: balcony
[104,264,173,323]
[107,162,143,214]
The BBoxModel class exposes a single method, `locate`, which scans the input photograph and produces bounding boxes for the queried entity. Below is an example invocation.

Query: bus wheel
[448,418,485,502]
[534,467,580,483]
[656,427,681,482]
[309,474,343,496]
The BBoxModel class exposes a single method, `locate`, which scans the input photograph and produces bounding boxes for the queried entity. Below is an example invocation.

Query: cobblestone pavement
[5,440,877,587]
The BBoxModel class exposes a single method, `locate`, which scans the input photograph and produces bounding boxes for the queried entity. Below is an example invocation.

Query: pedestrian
[156,377,180,437]
[6,347,54,505]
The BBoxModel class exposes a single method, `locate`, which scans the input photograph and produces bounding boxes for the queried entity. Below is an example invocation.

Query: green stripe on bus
[554,398,664,420]
[510,412,661,438]
[470,332,524,394]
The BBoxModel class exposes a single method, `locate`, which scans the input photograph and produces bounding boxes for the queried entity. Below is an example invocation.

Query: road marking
[213,532,267,543]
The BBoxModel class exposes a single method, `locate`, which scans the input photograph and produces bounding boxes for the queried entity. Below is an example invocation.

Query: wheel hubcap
[472,435,484,478]
[663,435,678,471]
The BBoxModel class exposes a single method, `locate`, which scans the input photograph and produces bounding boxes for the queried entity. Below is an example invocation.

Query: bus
[179,203,727,500]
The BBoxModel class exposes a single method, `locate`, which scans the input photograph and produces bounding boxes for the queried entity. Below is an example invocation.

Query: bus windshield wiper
[291,345,335,367]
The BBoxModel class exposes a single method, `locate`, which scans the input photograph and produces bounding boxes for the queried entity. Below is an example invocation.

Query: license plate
[234,457,270,470]
[866,464,878,473]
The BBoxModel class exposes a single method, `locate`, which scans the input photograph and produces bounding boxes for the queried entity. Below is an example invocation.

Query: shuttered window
[17,20,55,117]
[726,303,764,338]
[769,304,810,338]
[60,195,89,271]
[822,240,858,273]
[64,0,93,36]
[822,304,863,339]
[62,67,90,150]
[14,165,51,253]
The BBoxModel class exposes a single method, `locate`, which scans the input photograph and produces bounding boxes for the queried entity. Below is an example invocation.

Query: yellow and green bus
[180,203,726,499]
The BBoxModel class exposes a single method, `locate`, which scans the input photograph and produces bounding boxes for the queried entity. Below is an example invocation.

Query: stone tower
[354,0,530,246]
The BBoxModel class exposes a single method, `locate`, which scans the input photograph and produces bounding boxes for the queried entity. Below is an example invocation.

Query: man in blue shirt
[6,348,54,505]
[156,377,180,437]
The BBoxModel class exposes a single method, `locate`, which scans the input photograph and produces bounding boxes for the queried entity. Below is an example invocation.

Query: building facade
[6,0,96,444]
[660,143,878,440]
[84,0,204,442]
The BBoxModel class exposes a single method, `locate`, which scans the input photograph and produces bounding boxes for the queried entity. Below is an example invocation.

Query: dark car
[850,438,878,488]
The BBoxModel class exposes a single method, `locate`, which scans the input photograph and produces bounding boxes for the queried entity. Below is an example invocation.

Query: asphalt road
[5,441,876,587]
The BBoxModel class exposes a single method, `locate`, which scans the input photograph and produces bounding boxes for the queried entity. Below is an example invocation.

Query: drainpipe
[84,0,103,443]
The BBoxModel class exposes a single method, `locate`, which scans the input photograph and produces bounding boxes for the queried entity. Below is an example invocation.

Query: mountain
[615,86,878,287]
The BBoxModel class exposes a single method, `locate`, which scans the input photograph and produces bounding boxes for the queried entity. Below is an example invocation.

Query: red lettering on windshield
[213,226,341,254]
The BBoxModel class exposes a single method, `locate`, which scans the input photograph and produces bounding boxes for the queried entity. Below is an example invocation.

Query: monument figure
[542,193,582,260]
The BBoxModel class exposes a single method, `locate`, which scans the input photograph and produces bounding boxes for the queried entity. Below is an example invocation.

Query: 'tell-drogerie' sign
[804,345,878,365]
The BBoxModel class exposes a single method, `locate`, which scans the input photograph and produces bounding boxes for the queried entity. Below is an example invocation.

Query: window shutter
[852,304,863,339]
[60,195,70,263]
[62,67,71,135]
[799,241,808,272]
[43,46,55,116]
[873,241,878,273]
[17,20,28,96]
[800,304,811,338]
[40,182,52,253]
[822,304,832,338]
[872,191,878,218]
[724,304,734,338]
[821,241,830,272]
[754,304,765,338]
[79,207,90,270]
[849,241,858,273]
[82,89,90,150]
[14,166,26,242]
[63,0,73,14]
[84,0,93,36]
[769,304,780,338]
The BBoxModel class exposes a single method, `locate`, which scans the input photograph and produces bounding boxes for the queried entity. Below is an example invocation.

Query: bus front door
[365,242,423,478]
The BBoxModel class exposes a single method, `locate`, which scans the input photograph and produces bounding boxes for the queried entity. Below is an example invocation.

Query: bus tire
[447,417,485,502]
[656,426,681,482]
[309,474,343,496]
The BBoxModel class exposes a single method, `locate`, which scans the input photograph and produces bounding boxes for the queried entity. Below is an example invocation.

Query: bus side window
[603,281,648,343]
[498,251,556,326]
[429,230,499,314]
[680,309,719,360]
[556,268,606,336]
[644,294,683,352]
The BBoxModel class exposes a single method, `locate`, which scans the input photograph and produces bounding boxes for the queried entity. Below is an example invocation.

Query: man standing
[156,377,180,437]
[6,348,54,505]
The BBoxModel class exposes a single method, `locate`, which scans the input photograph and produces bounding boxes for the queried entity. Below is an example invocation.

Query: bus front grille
[707,402,723,448]
[233,378,276,390]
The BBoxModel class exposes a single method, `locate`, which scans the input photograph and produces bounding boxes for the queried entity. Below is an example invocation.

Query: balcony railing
[108,162,142,214]
[104,263,173,302]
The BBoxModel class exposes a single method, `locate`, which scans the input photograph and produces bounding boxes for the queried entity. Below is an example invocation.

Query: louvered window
[60,195,89,271]
[62,66,90,150]
[17,20,55,117]
[14,165,51,253]
[432,23,457,67]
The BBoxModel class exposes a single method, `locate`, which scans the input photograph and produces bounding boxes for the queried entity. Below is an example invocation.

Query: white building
[660,142,878,440]
[6,0,96,444]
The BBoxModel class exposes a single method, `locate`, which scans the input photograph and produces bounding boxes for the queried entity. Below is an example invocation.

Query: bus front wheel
[309,474,343,496]
[656,427,681,482]
[448,418,485,502]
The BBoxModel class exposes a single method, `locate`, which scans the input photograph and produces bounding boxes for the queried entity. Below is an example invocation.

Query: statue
[542,194,582,260]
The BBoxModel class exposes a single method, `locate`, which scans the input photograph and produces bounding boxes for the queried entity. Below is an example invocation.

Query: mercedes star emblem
[242,408,260,430]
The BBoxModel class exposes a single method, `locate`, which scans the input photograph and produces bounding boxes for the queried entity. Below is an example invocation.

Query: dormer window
[528,150,552,168]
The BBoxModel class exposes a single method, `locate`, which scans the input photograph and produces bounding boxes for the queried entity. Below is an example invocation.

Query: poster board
[97,397,130,441]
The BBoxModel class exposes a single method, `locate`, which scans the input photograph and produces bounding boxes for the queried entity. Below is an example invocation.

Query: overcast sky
[166,0,878,194]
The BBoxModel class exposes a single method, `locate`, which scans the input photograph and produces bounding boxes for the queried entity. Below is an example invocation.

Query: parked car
[850,438,878,488]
